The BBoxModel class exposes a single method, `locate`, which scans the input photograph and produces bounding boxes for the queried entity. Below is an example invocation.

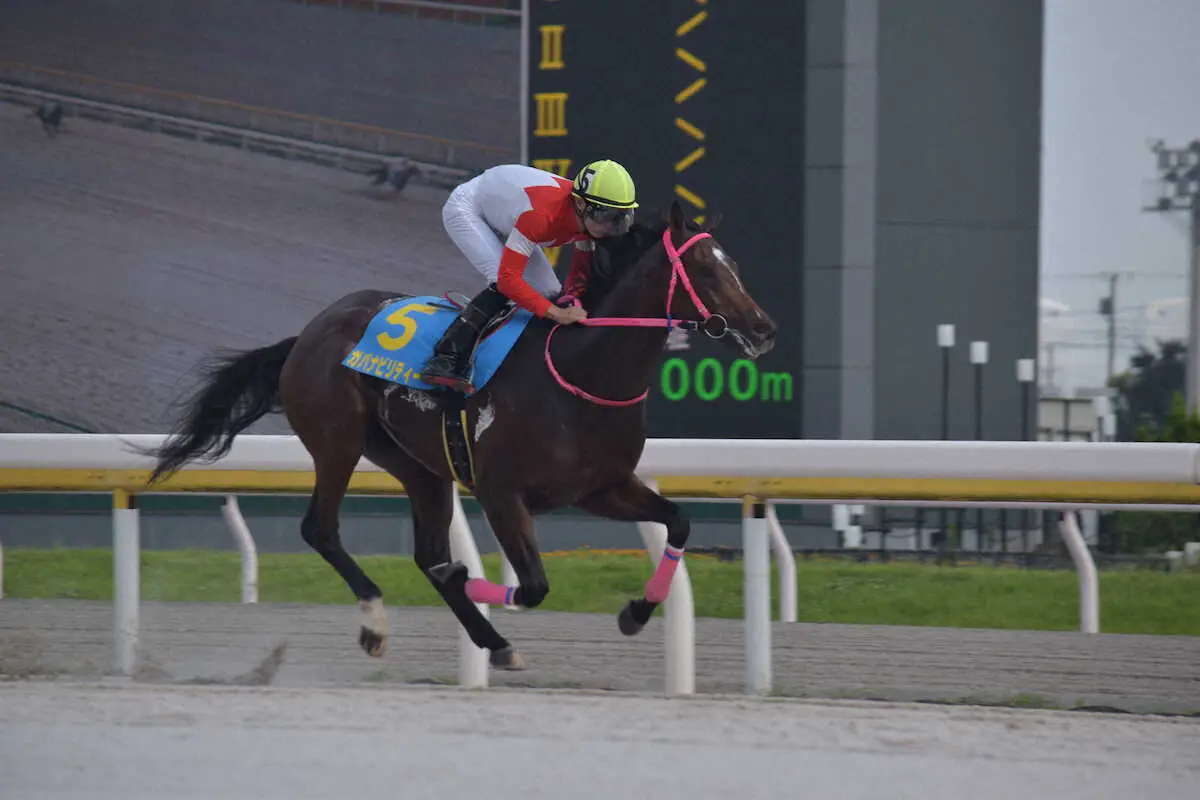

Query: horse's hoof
[359,626,387,657]
[489,646,525,670]
[618,603,646,636]
[428,561,469,586]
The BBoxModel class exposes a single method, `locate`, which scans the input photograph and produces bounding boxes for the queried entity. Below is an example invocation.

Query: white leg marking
[360,597,388,636]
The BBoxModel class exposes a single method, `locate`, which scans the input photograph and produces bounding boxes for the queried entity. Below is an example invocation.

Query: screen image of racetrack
[0,0,516,436]
[0,101,483,435]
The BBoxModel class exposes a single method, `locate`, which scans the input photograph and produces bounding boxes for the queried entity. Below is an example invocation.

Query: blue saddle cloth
[341,295,534,391]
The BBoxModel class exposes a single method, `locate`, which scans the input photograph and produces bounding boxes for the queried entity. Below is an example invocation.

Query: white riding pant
[441,183,562,299]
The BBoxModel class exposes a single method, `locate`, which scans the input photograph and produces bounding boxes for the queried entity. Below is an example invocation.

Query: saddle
[375,292,520,494]
[440,291,520,355]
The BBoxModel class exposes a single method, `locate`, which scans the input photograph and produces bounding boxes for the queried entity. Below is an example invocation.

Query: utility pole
[1042,341,1058,393]
[1099,272,1118,383]
[1144,139,1200,414]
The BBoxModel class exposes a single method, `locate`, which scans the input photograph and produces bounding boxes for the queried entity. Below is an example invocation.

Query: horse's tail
[143,336,298,484]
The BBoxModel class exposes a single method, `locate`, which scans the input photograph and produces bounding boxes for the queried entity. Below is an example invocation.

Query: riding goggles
[583,203,634,236]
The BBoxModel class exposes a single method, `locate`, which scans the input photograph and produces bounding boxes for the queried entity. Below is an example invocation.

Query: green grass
[5,548,1199,635]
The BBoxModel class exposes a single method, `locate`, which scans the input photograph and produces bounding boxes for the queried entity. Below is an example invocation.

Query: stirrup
[426,376,477,394]
[421,353,476,394]
[424,369,477,394]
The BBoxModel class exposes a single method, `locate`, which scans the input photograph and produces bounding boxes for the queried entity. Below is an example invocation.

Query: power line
[1043,271,1183,280]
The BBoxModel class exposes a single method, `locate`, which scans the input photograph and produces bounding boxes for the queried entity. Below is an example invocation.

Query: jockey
[420,159,638,394]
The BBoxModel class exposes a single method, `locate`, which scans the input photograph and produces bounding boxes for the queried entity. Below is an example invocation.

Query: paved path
[2,599,1198,714]
[1,680,1197,800]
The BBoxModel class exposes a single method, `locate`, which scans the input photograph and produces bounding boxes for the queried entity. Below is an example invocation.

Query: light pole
[936,324,955,558]
[970,341,988,551]
[1144,139,1200,414]
[970,341,989,440]
[1017,357,1036,553]
[1017,358,1036,440]
[938,324,955,439]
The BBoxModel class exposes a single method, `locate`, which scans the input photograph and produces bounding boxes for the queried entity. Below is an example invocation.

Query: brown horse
[143,200,777,670]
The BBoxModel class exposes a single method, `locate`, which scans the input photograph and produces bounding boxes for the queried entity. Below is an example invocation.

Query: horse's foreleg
[575,475,691,636]
[436,488,546,669]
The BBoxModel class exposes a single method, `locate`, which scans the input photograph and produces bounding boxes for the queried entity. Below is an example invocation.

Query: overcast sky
[1040,0,1200,393]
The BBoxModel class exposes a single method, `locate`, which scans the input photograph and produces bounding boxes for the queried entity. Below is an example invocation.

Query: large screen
[527,0,807,438]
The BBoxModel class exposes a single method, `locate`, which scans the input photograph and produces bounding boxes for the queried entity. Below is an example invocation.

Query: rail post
[765,501,797,622]
[1059,510,1100,633]
[222,495,259,603]
[112,489,140,676]
[634,478,695,696]
[743,498,772,694]
[449,484,489,687]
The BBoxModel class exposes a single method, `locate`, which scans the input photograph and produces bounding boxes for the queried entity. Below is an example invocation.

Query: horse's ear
[668,199,686,231]
[705,211,724,232]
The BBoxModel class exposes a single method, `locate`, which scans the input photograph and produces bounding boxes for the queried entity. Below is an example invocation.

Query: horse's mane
[585,212,707,311]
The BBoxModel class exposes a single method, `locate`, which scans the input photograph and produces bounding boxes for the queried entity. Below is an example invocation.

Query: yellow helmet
[572,159,638,209]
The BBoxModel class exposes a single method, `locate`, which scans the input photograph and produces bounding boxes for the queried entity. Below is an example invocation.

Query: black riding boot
[420,284,511,394]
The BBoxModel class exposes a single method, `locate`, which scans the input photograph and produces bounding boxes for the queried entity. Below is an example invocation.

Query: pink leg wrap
[465,578,516,606]
[644,545,684,603]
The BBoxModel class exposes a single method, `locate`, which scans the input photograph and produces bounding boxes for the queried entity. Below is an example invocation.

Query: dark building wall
[802,0,881,439]
[872,0,1043,440]
[802,0,1041,441]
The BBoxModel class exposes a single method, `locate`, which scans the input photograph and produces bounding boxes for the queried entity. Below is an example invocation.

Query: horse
[143,199,777,670]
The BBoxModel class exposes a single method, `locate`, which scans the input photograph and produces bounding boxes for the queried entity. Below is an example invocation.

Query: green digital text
[659,357,795,403]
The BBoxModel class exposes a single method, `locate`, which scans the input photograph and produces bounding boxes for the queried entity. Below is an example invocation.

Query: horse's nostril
[751,321,776,341]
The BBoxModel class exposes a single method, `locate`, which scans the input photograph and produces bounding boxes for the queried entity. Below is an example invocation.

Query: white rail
[1059,511,1100,634]
[221,496,259,604]
[3,433,1200,695]
[112,494,139,676]
[743,501,771,693]
[449,485,489,688]
[636,479,694,696]
[766,502,797,623]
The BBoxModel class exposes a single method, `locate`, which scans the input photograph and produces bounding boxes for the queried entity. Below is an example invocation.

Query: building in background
[526,0,1043,442]
[1,0,1043,444]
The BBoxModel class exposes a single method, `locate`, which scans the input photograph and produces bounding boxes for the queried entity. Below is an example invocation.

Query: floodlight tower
[1144,139,1200,413]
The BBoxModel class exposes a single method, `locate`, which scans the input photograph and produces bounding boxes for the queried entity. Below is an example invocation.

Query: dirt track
[2,599,1197,714]
[0,101,476,433]
[3,681,1197,800]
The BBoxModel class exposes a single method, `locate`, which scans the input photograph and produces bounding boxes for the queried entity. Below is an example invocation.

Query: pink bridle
[544,228,725,407]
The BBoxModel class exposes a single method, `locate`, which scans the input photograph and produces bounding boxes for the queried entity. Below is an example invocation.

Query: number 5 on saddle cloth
[341,294,533,393]
[341,294,534,491]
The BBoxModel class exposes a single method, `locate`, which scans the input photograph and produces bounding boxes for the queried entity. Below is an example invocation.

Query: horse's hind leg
[362,425,522,669]
[297,439,395,656]
[575,474,691,636]
[285,369,389,655]
[427,486,546,669]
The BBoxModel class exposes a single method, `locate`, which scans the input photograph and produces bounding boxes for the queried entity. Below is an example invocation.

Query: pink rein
[544,229,715,407]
